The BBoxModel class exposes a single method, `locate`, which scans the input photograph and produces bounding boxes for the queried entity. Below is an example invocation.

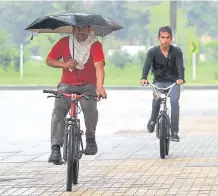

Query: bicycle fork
[156,98,170,139]
[63,118,84,162]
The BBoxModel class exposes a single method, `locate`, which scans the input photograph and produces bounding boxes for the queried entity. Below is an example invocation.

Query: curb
[0,85,217,90]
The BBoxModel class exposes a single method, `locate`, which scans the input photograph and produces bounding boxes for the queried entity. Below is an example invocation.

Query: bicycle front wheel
[66,125,76,191]
[159,117,166,159]
[165,121,170,156]
[72,128,81,185]
[72,160,79,184]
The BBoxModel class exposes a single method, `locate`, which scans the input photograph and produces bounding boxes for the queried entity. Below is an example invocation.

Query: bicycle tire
[165,138,170,155]
[159,117,166,159]
[66,125,76,192]
[72,160,79,184]
[165,119,170,155]
[63,123,68,162]
[72,129,80,185]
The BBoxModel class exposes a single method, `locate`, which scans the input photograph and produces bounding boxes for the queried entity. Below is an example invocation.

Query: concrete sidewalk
[0,116,218,196]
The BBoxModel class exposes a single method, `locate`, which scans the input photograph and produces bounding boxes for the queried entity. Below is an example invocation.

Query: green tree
[203,41,218,61]
[185,1,218,37]
[25,33,61,59]
[176,9,200,66]
[0,1,53,46]
[0,29,19,71]
[147,2,170,45]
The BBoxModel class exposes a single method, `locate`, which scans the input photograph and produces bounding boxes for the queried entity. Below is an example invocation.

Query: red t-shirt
[47,36,105,86]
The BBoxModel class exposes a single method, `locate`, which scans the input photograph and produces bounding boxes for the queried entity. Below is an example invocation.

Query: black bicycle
[149,82,176,159]
[43,90,98,191]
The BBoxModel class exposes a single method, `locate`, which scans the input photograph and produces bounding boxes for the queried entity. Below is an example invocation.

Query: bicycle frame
[149,83,176,138]
[148,82,176,159]
[150,83,175,111]
[61,93,83,118]
[62,93,98,161]
[62,93,85,161]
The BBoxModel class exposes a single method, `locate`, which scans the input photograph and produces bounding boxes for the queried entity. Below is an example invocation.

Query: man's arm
[46,58,78,69]
[141,49,154,79]
[91,41,107,98]
[46,37,77,69]
[46,58,64,68]
[94,61,107,98]
[176,50,185,81]
[94,61,105,88]
[46,39,63,68]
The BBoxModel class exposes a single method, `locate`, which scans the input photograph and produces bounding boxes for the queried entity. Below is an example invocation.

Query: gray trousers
[51,83,98,146]
[150,82,180,133]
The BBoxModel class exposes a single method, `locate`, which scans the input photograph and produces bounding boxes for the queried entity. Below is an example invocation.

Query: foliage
[0,29,20,71]
[25,34,61,58]
[107,50,132,69]
[1,1,218,84]
[176,9,200,66]
[203,41,218,61]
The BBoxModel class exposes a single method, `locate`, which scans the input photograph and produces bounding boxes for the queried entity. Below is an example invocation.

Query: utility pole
[20,44,24,79]
[181,0,185,55]
[170,1,177,45]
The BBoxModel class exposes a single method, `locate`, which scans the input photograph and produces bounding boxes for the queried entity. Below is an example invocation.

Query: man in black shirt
[140,26,185,142]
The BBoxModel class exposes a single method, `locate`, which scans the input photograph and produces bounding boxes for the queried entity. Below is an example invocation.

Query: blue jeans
[150,82,180,133]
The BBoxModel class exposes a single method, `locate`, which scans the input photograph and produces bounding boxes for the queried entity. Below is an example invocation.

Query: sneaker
[48,145,62,164]
[171,132,180,142]
[147,120,156,133]
[84,138,98,155]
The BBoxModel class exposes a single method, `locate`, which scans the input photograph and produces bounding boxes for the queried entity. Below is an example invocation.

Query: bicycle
[148,82,176,159]
[43,89,98,191]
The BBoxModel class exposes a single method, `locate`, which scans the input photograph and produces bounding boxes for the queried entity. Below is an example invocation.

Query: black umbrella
[25,12,123,37]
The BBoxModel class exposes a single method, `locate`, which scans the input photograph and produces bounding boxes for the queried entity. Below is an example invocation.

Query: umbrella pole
[72,27,74,59]
[101,30,104,50]
[72,26,78,76]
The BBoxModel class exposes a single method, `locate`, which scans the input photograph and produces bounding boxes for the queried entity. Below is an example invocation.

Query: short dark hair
[158,26,172,36]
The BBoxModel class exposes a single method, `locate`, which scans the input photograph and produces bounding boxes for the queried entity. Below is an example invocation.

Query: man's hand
[176,79,184,85]
[140,79,148,86]
[62,59,78,69]
[96,86,107,99]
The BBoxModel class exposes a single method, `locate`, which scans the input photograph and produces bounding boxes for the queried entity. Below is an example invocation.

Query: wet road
[0,89,218,146]
[0,89,218,195]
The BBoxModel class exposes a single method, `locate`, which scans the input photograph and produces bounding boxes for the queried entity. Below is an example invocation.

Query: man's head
[74,25,91,42]
[158,26,173,48]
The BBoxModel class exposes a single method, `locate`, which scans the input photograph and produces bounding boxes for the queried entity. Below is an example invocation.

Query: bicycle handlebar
[43,90,99,101]
[43,90,57,94]
[147,82,176,99]
[149,82,176,91]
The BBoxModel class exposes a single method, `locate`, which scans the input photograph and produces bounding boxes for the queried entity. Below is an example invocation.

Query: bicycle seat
[157,88,169,94]
[162,89,170,94]
[155,89,170,99]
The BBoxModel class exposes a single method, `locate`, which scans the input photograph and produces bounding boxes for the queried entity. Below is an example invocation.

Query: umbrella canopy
[25,12,123,37]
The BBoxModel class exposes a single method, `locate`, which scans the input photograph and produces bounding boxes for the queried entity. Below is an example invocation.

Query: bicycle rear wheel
[159,117,166,159]
[66,125,76,191]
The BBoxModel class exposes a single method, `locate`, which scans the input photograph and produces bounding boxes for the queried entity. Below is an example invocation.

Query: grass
[0,61,218,86]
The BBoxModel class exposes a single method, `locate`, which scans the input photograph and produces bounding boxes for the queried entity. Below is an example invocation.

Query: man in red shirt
[46,25,107,164]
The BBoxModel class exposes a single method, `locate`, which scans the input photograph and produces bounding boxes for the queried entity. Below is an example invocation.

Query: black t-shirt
[141,45,185,82]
